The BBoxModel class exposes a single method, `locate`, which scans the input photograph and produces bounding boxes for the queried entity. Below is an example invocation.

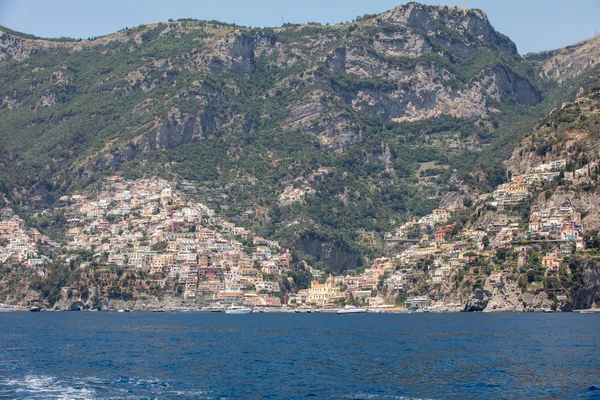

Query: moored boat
[201,305,225,313]
[225,304,253,314]
[169,307,198,313]
[337,305,367,315]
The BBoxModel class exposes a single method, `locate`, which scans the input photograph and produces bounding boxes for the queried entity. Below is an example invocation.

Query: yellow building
[307,275,344,305]
[506,182,529,194]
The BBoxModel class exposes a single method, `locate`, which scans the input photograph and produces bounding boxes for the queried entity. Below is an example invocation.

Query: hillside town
[0,152,598,312]
[382,155,596,310]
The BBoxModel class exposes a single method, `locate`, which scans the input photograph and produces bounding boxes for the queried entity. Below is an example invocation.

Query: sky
[0,0,599,54]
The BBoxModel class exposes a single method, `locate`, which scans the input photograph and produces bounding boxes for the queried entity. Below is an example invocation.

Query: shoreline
[3,306,599,314]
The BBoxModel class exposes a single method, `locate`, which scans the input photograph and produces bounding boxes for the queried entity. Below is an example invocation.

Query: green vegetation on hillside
[0,3,590,269]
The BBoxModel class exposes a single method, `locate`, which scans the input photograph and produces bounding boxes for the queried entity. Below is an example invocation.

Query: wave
[0,374,214,399]
[0,375,97,399]
[341,395,436,400]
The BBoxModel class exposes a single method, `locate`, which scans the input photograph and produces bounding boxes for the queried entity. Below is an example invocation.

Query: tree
[583,230,600,249]
[151,241,168,252]
[176,284,184,295]
[482,235,490,248]
[407,225,422,239]
[496,247,509,262]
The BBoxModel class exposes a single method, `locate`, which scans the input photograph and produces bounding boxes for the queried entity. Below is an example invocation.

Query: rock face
[479,274,553,312]
[464,288,489,311]
[454,273,557,313]
[378,3,517,56]
[207,32,259,75]
[530,34,600,85]
[0,33,40,61]
[572,260,600,310]
[294,234,362,272]
[53,293,189,312]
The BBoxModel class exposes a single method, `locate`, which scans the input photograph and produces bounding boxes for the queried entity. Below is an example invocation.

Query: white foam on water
[1,374,215,399]
[0,375,97,399]
[170,389,211,398]
[86,376,212,398]
[342,395,436,400]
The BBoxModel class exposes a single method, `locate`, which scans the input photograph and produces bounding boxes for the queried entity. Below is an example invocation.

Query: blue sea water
[0,312,599,399]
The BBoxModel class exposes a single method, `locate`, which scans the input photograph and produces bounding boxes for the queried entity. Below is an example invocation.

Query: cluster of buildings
[0,208,52,268]
[491,160,566,210]
[277,182,316,206]
[56,177,296,306]
[276,169,330,206]
[528,202,583,245]
[283,156,592,306]
[377,158,591,297]
[3,154,594,309]
[292,258,400,306]
[492,159,585,247]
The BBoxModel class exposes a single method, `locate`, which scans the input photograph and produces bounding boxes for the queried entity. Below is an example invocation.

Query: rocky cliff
[0,2,541,182]
[529,34,600,85]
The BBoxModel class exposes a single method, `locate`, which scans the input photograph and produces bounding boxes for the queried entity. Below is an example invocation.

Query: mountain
[525,34,600,114]
[0,2,594,270]
[528,34,600,86]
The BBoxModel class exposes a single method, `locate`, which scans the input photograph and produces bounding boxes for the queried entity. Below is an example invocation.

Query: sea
[0,312,599,399]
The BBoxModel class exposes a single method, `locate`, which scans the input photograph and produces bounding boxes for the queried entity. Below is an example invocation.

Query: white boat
[201,305,225,313]
[169,307,198,313]
[225,304,253,314]
[337,305,367,315]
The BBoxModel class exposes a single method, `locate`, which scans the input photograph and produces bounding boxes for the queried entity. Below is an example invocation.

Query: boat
[201,305,225,313]
[0,305,23,312]
[337,305,367,315]
[169,307,198,313]
[29,306,43,312]
[117,309,125,313]
[405,296,431,310]
[225,304,253,314]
